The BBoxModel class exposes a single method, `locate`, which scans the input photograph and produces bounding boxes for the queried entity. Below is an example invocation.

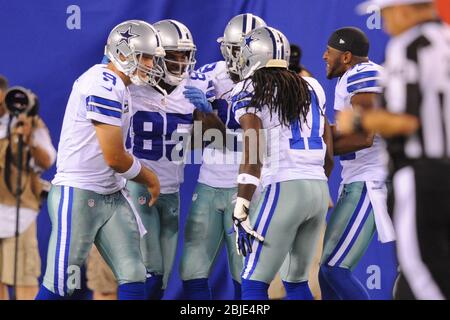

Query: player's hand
[183,86,212,113]
[145,169,160,207]
[233,197,264,257]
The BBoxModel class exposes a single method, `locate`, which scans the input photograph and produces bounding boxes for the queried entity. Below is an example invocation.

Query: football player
[319,27,396,300]
[35,20,162,300]
[231,26,333,300]
[126,19,222,300]
[179,13,266,300]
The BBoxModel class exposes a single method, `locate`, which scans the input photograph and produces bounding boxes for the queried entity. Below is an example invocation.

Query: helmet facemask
[158,49,196,86]
[218,13,267,77]
[128,52,165,86]
[220,41,241,75]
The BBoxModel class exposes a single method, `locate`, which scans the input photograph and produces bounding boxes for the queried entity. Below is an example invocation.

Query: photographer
[0,75,56,300]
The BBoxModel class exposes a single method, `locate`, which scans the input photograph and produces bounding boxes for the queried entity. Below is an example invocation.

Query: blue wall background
[0,0,397,299]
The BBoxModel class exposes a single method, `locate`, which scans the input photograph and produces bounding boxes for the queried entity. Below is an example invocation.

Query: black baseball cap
[327,27,370,57]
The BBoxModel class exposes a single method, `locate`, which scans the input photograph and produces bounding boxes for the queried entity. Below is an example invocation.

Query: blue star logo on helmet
[245,35,255,48]
[118,26,139,45]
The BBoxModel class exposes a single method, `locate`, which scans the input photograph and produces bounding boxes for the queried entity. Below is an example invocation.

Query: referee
[339,0,450,299]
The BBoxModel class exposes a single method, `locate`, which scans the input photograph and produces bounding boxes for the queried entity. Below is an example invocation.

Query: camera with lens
[4,86,39,117]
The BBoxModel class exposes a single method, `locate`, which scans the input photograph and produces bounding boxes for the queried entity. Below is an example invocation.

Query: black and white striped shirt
[382,20,450,170]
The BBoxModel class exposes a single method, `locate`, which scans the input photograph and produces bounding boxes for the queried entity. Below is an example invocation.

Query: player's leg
[0,222,40,300]
[319,182,376,300]
[241,182,302,300]
[94,191,146,300]
[180,183,225,300]
[86,245,117,300]
[126,180,163,300]
[279,180,328,300]
[222,187,243,300]
[157,192,180,297]
[308,224,326,300]
[36,186,107,299]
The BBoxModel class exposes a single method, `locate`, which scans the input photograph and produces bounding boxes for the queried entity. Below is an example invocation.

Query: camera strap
[4,114,30,197]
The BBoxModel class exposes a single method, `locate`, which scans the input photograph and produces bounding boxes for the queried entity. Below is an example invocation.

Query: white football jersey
[196,61,242,189]
[128,74,213,194]
[334,61,388,184]
[52,64,131,194]
[232,76,328,188]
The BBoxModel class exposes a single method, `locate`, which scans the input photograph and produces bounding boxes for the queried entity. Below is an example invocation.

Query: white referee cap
[357,0,433,14]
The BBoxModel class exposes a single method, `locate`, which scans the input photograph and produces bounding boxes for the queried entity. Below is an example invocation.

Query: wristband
[120,156,142,180]
[237,173,260,187]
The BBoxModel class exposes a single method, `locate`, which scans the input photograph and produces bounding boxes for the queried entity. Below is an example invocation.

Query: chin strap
[153,82,169,106]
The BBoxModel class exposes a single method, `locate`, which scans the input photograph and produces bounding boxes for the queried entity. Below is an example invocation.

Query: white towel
[120,188,147,238]
[365,180,396,243]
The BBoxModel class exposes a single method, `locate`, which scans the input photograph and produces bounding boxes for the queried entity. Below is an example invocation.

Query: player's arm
[237,113,262,200]
[190,108,228,151]
[341,55,419,138]
[323,116,334,178]
[337,108,419,138]
[94,122,160,206]
[232,113,264,257]
[187,83,230,150]
[332,92,378,155]
[193,109,227,137]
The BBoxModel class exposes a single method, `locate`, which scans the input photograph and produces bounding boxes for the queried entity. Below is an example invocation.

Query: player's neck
[106,63,131,86]
[346,57,369,72]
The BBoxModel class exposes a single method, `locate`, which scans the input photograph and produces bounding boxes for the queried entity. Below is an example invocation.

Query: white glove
[233,197,264,256]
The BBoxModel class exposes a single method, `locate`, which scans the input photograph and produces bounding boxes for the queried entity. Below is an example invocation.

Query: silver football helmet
[105,20,166,86]
[237,26,290,80]
[154,19,197,86]
[217,14,266,75]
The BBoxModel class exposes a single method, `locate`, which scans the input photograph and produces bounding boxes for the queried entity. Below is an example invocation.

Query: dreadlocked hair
[243,67,312,127]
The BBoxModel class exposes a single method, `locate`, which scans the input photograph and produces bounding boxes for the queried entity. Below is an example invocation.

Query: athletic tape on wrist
[237,173,260,187]
[121,156,142,180]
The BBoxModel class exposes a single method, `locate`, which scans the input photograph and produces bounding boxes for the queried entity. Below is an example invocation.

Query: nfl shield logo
[88,199,95,207]
[138,196,146,205]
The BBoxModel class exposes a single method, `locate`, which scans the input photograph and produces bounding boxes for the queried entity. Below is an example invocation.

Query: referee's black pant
[391,160,450,300]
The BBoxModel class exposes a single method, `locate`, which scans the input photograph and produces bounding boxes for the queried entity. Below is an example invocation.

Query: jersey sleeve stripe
[347,80,380,93]
[86,101,121,112]
[347,71,379,85]
[231,91,253,103]
[233,100,251,112]
[86,95,122,110]
[87,104,121,118]
[206,90,215,99]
